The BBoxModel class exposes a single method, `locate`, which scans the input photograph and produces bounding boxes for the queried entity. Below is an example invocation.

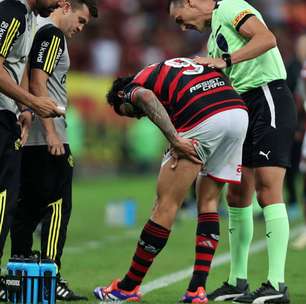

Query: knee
[255,179,280,206]
[152,197,179,223]
[256,186,270,207]
[197,197,218,214]
[226,186,247,206]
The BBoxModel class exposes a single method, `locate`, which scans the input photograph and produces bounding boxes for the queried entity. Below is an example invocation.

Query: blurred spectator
[292,34,306,249]
[285,34,306,220]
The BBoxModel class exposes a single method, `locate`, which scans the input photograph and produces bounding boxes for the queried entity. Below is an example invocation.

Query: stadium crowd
[69,0,306,74]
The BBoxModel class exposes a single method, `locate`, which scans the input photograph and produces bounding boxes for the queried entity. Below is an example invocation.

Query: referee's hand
[193,56,226,69]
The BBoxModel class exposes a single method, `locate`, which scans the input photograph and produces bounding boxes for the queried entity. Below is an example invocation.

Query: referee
[10,0,97,301]
[0,0,63,299]
[169,0,296,303]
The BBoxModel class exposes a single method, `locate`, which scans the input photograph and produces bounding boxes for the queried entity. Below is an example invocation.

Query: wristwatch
[21,108,35,121]
[222,53,232,67]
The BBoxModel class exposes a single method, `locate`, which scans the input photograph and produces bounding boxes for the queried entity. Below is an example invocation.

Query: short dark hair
[106,76,135,115]
[167,0,183,13]
[71,0,98,18]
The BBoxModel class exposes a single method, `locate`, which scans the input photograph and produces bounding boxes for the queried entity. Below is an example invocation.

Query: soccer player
[0,0,63,299]
[9,0,98,301]
[93,57,249,303]
[168,0,297,302]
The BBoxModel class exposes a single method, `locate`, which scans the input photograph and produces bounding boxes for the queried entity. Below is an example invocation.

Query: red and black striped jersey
[124,57,247,132]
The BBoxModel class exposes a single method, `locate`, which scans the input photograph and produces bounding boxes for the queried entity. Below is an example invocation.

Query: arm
[132,88,201,164]
[30,68,65,155]
[133,88,178,145]
[0,57,37,107]
[230,16,276,64]
[18,63,33,145]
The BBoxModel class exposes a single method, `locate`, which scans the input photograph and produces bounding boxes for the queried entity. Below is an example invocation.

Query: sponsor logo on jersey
[190,77,225,93]
[37,41,50,63]
[55,47,63,64]
[232,9,253,27]
[0,21,9,42]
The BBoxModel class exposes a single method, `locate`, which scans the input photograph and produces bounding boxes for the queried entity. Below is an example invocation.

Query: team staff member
[0,0,63,299]
[169,0,296,303]
[94,57,248,303]
[10,0,97,301]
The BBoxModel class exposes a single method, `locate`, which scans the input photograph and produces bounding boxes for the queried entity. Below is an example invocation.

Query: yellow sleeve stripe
[0,18,21,57]
[47,37,60,74]
[43,35,60,74]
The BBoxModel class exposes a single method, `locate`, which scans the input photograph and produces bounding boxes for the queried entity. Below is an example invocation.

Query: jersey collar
[214,0,222,9]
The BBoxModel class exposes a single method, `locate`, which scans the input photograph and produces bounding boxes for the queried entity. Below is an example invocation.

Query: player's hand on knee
[171,136,202,166]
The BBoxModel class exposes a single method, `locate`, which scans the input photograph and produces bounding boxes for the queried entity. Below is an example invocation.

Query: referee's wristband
[222,53,232,68]
[21,108,35,121]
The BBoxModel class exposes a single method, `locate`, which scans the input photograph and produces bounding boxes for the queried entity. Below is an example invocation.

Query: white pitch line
[141,225,304,295]
[64,230,139,254]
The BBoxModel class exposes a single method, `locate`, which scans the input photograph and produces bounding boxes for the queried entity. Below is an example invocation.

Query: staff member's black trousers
[0,110,21,261]
[10,144,73,269]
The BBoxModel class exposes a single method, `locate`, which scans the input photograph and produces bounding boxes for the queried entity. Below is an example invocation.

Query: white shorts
[162,109,249,184]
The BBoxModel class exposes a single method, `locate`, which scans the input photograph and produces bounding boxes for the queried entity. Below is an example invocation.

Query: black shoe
[0,276,7,302]
[56,277,88,301]
[233,281,290,303]
[207,279,249,301]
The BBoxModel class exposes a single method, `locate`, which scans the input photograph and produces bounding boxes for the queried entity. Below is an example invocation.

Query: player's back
[131,57,247,132]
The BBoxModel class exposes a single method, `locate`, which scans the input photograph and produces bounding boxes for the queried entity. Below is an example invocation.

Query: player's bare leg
[94,157,202,302]
[180,175,224,303]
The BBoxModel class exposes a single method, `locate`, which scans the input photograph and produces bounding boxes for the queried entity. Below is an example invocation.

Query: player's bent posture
[94,57,248,303]
[169,0,297,303]
[9,0,97,301]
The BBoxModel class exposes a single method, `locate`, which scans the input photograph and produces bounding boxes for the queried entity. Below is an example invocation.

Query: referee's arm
[230,16,277,65]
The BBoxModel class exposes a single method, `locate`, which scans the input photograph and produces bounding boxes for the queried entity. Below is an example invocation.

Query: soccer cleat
[207,279,249,301]
[56,277,88,301]
[179,286,209,303]
[233,281,290,303]
[0,276,6,302]
[93,279,141,302]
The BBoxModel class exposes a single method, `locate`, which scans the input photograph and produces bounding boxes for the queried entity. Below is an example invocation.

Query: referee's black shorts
[241,79,297,168]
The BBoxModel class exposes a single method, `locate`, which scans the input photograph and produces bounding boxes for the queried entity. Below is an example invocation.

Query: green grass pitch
[3,175,305,303]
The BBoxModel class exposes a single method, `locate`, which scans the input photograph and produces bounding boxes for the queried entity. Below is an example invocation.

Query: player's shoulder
[217,0,258,28]
[33,23,65,52]
[36,23,65,41]
[218,0,253,10]
[217,0,255,17]
[0,0,27,21]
